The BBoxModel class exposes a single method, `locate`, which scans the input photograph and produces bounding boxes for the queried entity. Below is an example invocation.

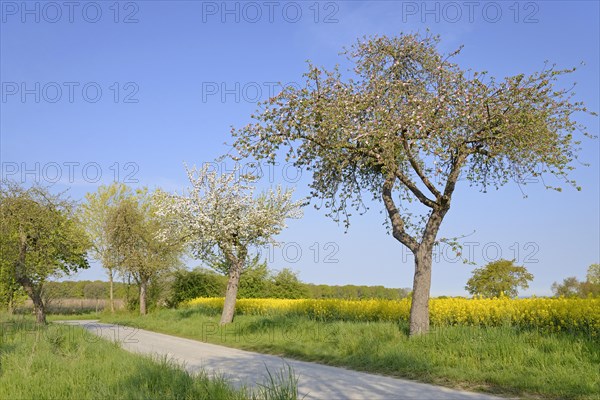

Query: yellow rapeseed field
[186,297,600,337]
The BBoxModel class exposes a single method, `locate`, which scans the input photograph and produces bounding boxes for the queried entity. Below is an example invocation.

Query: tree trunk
[220,259,244,325]
[33,295,46,324]
[6,288,15,314]
[108,269,115,313]
[20,279,46,324]
[125,274,131,309]
[409,246,433,335]
[139,279,148,315]
[15,236,46,324]
[380,156,460,336]
[16,267,46,323]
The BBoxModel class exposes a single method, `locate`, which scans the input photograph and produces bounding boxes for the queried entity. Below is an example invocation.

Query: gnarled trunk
[32,294,46,324]
[19,278,46,324]
[220,258,244,325]
[15,238,46,324]
[409,246,433,335]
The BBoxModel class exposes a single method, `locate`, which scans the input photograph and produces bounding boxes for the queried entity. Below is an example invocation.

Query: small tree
[168,268,226,306]
[551,276,581,297]
[232,33,595,335]
[0,182,90,323]
[586,264,600,285]
[270,268,308,299]
[551,265,600,298]
[238,259,271,298]
[79,183,132,312]
[107,190,183,315]
[465,259,533,298]
[578,280,600,298]
[156,165,303,324]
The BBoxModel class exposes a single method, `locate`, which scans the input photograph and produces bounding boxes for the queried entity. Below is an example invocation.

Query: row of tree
[1,170,302,324]
[304,284,410,300]
[1,32,595,336]
[1,177,597,327]
[17,261,597,309]
[7,268,409,310]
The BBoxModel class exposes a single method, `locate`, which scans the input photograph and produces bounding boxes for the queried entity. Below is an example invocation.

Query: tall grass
[255,363,302,400]
[0,314,298,400]
[101,308,600,400]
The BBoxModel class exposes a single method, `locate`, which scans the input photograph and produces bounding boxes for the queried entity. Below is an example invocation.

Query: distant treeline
[304,284,410,300]
[168,266,410,306]
[44,269,410,307]
[44,280,130,300]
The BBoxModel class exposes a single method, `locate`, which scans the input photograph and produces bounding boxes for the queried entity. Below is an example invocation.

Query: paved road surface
[57,320,507,400]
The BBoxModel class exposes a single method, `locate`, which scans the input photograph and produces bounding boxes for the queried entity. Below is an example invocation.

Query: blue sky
[1,1,598,296]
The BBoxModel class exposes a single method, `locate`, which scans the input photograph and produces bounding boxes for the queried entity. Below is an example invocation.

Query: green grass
[100,308,600,400]
[0,314,298,400]
[46,312,104,320]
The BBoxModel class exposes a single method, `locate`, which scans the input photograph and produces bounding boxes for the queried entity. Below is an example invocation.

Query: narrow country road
[57,320,506,400]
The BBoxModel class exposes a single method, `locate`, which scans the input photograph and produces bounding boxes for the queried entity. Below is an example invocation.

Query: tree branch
[400,133,442,199]
[394,169,437,209]
[442,151,466,203]
[382,176,419,253]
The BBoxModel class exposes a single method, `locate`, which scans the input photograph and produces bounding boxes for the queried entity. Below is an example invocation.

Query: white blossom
[155,164,303,260]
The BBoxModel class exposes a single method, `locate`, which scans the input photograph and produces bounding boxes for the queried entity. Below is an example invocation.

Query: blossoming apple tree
[157,165,303,324]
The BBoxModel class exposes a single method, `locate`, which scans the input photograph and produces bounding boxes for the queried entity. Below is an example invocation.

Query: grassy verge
[0,314,297,399]
[100,308,600,399]
[46,312,104,320]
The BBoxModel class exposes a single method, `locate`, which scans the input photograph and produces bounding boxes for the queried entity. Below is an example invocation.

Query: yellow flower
[183,297,599,336]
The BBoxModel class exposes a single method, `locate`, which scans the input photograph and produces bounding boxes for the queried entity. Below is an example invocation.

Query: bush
[238,263,271,298]
[168,268,226,307]
[270,269,308,299]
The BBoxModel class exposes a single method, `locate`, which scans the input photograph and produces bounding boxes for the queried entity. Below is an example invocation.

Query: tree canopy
[106,189,184,315]
[551,276,581,298]
[587,264,600,285]
[0,182,90,323]
[79,183,133,312]
[156,164,303,324]
[465,259,534,298]
[552,264,600,298]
